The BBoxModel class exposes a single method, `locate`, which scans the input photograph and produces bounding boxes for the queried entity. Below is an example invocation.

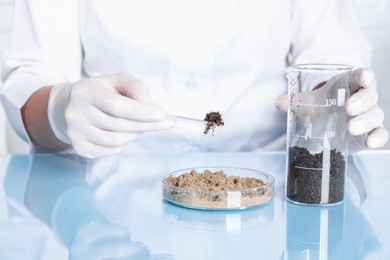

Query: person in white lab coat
[1,0,388,158]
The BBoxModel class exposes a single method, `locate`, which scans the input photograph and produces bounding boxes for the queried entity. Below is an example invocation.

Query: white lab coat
[1,0,371,153]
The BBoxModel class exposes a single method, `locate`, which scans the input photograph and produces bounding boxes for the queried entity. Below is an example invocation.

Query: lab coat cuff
[47,82,73,144]
[1,75,63,145]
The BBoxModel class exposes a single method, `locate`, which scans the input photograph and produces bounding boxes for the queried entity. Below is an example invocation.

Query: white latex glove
[48,73,176,158]
[275,68,389,151]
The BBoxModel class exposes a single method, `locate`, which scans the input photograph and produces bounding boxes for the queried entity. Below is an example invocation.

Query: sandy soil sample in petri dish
[162,167,274,210]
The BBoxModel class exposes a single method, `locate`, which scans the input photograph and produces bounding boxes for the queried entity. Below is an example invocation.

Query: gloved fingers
[86,109,176,132]
[349,68,377,94]
[275,93,289,112]
[275,81,334,114]
[348,105,385,136]
[275,92,318,118]
[345,87,378,116]
[87,84,166,122]
[97,73,152,103]
[71,138,128,158]
[88,125,179,147]
[277,69,377,114]
[68,118,175,157]
[71,78,162,121]
[365,126,389,149]
[71,126,140,147]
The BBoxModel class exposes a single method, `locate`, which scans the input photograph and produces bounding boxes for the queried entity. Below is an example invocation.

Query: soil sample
[287,146,345,204]
[163,169,272,209]
[203,112,224,135]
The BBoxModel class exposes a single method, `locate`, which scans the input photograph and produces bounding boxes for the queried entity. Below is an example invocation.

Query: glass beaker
[284,64,352,205]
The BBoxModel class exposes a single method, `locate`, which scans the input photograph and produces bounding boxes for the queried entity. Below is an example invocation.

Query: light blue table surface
[0,151,389,260]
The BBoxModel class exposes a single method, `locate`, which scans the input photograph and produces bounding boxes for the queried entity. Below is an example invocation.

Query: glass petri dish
[162,167,274,210]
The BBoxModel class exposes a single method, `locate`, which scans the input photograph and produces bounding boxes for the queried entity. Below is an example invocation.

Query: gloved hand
[275,68,389,151]
[48,73,176,158]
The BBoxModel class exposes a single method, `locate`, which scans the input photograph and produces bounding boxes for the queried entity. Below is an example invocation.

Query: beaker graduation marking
[296,88,346,108]
[337,89,346,106]
[296,127,338,140]
[294,130,336,172]
[320,135,331,204]
[295,166,324,171]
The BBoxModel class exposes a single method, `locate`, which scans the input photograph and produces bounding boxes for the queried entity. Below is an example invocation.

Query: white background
[0,0,389,153]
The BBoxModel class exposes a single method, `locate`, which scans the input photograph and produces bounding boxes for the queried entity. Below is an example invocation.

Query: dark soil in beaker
[287,146,345,204]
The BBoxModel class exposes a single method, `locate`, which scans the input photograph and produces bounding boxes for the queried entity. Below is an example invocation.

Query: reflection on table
[0,151,388,259]
[285,200,381,259]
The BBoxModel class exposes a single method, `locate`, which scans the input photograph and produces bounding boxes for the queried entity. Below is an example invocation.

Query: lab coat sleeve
[289,0,372,67]
[1,0,82,143]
